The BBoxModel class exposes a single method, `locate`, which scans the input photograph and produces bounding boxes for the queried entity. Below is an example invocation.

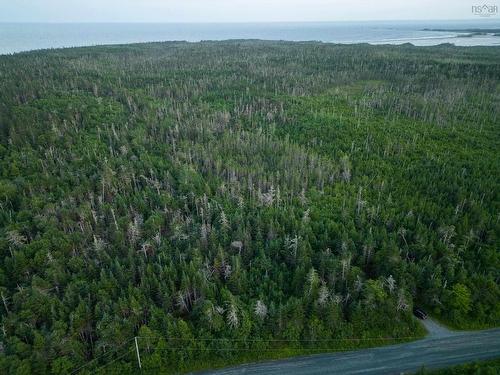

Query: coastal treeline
[0,41,498,374]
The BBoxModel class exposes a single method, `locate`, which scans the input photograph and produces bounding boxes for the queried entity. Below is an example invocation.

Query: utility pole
[1,292,9,314]
[134,336,142,370]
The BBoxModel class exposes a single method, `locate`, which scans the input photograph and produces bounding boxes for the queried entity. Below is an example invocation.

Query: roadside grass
[135,328,428,374]
[414,357,500,374]
[424,310,499,331]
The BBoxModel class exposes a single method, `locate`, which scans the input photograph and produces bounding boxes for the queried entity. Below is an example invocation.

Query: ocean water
[0,20,499,55]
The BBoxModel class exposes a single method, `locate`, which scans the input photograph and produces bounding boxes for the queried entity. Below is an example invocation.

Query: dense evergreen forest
[0,40,499,374]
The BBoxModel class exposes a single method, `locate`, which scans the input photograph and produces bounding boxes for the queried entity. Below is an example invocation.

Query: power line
[92,348,134,374]
[70,337,135,375]
[144,346,394,352]
[136,336,420,342]
[69,334,420,373]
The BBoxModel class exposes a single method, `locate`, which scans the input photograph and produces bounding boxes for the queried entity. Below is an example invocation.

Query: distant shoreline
[2,22,500,55]
[423,28,500,36]
[2,38,500,57]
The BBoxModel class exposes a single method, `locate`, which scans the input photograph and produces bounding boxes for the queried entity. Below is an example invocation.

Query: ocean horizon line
[1,19,499,25]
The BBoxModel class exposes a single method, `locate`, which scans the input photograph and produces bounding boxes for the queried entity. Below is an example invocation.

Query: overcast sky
[1,0,497,23]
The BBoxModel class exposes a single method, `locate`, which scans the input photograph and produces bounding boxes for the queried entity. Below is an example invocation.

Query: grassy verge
[415,357,500,374]
[136,332,428,374]
[425,309,499,331]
